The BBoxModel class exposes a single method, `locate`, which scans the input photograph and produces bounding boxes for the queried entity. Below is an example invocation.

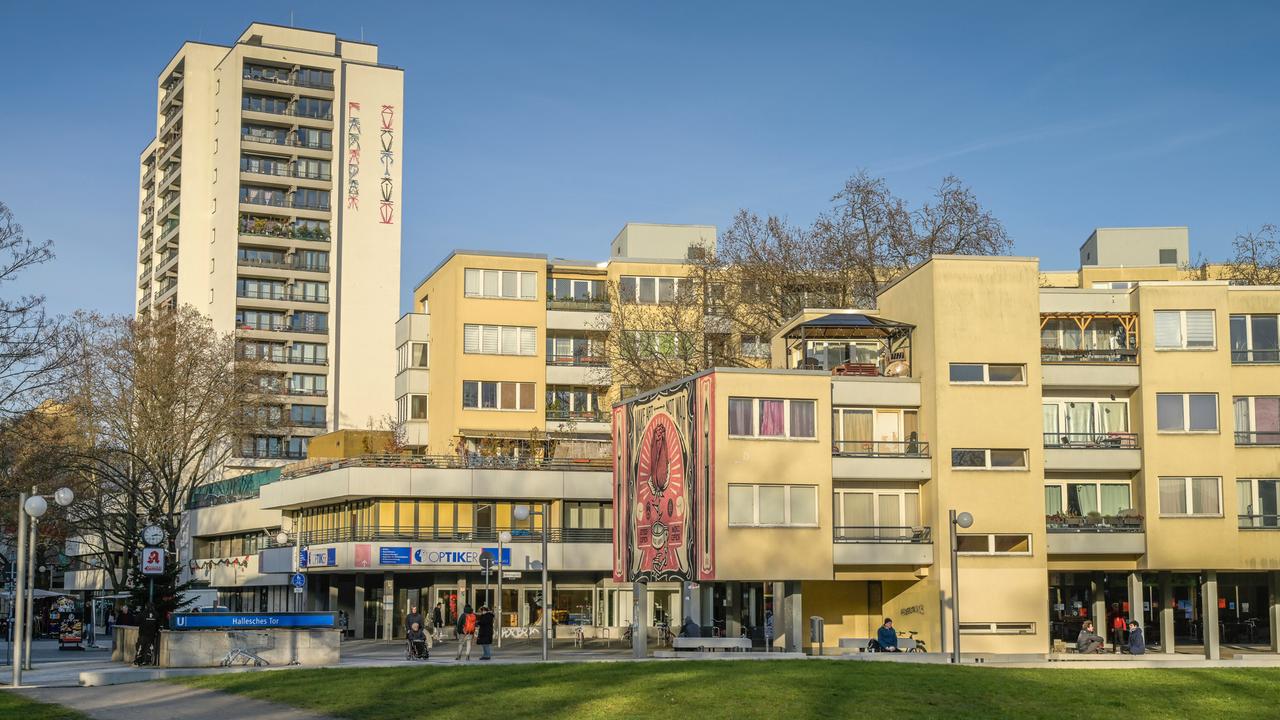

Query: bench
[672,637,752,652]
[839,637,918,652]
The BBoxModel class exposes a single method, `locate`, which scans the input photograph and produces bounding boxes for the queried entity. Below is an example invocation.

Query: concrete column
[631,581,647,658]
[1269,571,1280,653]
[772,581,786,648]
[782,581,803,653]
[381,572,394,641]
[1127,572,1144,631]
[353,575,366,639]
[1202,571,1220,660]
[682,582,701,630]
[1090,573,1107,648]
[701,584,715,627]
[726,582,742,638]
[328,581,339,612]
[1160,572,1175,654]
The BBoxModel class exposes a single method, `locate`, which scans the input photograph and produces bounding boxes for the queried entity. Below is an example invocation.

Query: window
[832,407,920,454]
[238,341,285,362]
[951,448,1028,470]
[949,363,1025,384]
[547,278,605,303]
[1230,314,1279,363]
[463,268,537,300]
[239,185,287,206]
[1159,248,1178,264]
[1154,310,1215,349]
[291,312,328,333]
[547,334,603,365]
[294,97,333,119]
[242,94,289,115]
[290,405,326,427]
[727,484,818,527]
[288,342,327,365]
[618,276,685,305]
[289,374,326,396]
[1234,397,1280,445]
[236,277,285,300]
[295,249,329,271]
[410,343,429,368]
[294,281,328,302]
[463,324,536,356]
[1237,479,1280,528]
[1158,477,1222,516]
[296,67,334,89]
[834,487,920,538]
[293,188,330,210]
[1156,393,1218,432]
[409,395,429,420]
[564,501,613,531]
[461,381,534,411]
[295,127,332,150]
[546,385,604,420]
[1042,399,1130,442]
[740,334,770,358]
[727,398,816,439]
[235,310,285,331]
[956,534,1032,555]
[1044,482,1132,516]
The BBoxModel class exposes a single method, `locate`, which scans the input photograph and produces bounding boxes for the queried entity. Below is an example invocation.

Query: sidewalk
[17,683,337,720]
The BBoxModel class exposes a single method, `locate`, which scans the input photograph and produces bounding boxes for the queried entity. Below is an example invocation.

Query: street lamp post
[11,486,73,686]
[949,509,974,665]
[497,531,511,649]
[513,503,549,661]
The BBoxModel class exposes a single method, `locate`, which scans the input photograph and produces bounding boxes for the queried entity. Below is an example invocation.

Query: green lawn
[180,661,1280,720]
[0,692,87,720]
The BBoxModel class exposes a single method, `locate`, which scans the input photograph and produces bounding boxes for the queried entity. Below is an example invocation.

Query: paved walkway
[16,683,337,720]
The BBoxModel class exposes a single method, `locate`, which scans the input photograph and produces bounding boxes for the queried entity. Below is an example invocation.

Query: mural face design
[634,415,687,578]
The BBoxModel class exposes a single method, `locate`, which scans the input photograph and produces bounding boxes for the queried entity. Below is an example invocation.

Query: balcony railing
[237,352,327,366]
[832,440,930,458]
[280,453,612,481]
[241,133,332,151]
[546,297,610,312]
[293,526,612,547]
[1041,347,1138,364]
[1236,431,1280,446]
[240,160,332,182]
[241,99,334,121]
[1046,515,1144,532]
[1043,432,1138,449]
[242,70,334,91]
[1239,514,1280,529]
[240,195,331,212]
[546,354,607,367]
[1232,349,1280,364]
[238,216,331,241]
[287,387,328,396]
[833,526,932,543]
[237,289,329,304]
[290,418,327,428]
[237,257,329,273]
[238,447,308,460]
[546,409,607,424]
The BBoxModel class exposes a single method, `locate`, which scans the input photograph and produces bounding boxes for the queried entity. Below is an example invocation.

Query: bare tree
[0,201,74,417]
[1220,224,1280,286]
[59,306,267,619]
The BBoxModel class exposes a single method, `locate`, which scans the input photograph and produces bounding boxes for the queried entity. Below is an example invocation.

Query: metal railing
[1239,514,1280,529]
[545,354,607,367]
[241,132,333,151]
[289,418,327,428]
[239,160,332,182]
[292,526,612,546]
[238,447,308,460]
[242,70,334,91]
[236,289,329,303]
[546,410,607,423]
[236,257,329,273]
[1043,432,1138,449]
[280,453,612,481]
[832,440,930,458]
[1231,350,1280,364]
[1046,516,1144,532]
[286,387,328,396]
[546,298,610,312]
[238,217,331,241]
[240,194,332,212]
[241,99,334,121]
[1041,347,1138,364]
[1235,431,1280,446]
[833,526,932,543]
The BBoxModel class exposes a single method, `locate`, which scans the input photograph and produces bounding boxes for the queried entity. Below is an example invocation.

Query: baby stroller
[406,622,430,661]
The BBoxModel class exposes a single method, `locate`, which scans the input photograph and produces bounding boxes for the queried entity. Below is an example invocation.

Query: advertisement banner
[354,544,372,568]
[379,546,411,565]
[172,612,335,630]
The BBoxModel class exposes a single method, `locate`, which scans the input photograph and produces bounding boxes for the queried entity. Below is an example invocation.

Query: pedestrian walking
[454,604,477,661]
[431,601,444,642]
[476,606,495,661]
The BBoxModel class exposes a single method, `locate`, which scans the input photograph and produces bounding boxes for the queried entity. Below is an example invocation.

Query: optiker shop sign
[410,547,511,567]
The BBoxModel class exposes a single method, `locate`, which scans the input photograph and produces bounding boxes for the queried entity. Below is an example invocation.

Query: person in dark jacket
[1127,621,1146,655]
[476,606,495,660]
[431,602,445,641]
[875,618,900,652]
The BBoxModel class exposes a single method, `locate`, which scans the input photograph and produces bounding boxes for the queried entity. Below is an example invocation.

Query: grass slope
[0,692,88,720]
[181,661,1280,720]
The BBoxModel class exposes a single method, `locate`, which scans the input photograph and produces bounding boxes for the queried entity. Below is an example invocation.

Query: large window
[1042,398,1130,443]
[834,486,920,539]
[295,249,329,271]
[463,324,537,356]
[242,94,289,115]
[240,185,287,207]
[949,363,1026,384]
[238,340,285,362]
[1156,393,1218,432]
[546,385,604,421]
[831,407,920,454]
[956,534,1032,555]
[293,188,330,210]
[236,277,285,300]
[1237,479,1280,528]
[801,340,882,372]
[1154,310,1215,350]
[728,398,816,439]
[464,268,538,300]
[1158,476,1222,517]
[236,309,285,331]
[409,395,428,420]
[1044,482,1132,516]
[290,404,326,427]
[1230,314,1279,363]
[727,484,818,527]
[546,333,603,365]
[289,374,327,396]
[951,448,1027,469]
[398,342,428,371]
[547,278,605,303]
[291,312,328,333]
[462,381,535,411]
[241,123,288,145]
[1234,397,1280,445]
[618,276,685,305]
[289,342,327,365]
[740,334,770,358]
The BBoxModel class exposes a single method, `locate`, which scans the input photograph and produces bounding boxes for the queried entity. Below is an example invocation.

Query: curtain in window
[789,401,816,438]
[1191,477,1219,514]
[1234,398,1251,438]
[838,409,873,453]
[1062,324,1082,350]
[1100,484,1130,515]
[1238,480,1255,524]
[1099,402,1128,433]
[840,493,874,537]
[1040,321,1060,350]
[1256,398,1280,442]
[1042,404,1059,435]
[1155,311,1182,348]
[1044,487,1063,516]
[729,399,753,436]
[1068,484,1097,515]
[759,400,785,437]
[1159,478,1187,514]
[1066,403,1094,436]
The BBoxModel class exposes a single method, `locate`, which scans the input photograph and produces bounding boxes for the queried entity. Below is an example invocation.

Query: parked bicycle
[903,630,927,653]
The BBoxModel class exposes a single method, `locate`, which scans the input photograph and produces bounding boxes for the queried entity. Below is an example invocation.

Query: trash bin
[809,615,825,655]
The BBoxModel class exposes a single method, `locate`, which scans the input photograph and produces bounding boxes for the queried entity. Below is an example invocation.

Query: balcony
[287,387,328,397]
[831,440,931,480]
[546,297,610,313]
[236,289,328,304]
[240,194,331,212]
[238,447,308,460]
[289,418,328,429]
[1236,431,1280,447]
[1239,514,1280,529]
[242,69,334,91]
[296,526,612,547]
[242,99,334,122]
[240,132,333,152]
[239,160,332,183]
[1043,433,1141,472]
[546,353,607,368]
[237,256,330,274]
[832,526,933,565]
[781,312,913,377]
[239,216,331,242]
[1046,516,1146,555]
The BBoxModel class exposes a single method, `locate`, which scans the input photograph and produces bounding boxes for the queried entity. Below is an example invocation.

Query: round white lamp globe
[499,531,512,544]
[24,494,48,518]
[276,531,290,546]
[513,505,531,522]
[955,511,974,529]
[54,487,75,507]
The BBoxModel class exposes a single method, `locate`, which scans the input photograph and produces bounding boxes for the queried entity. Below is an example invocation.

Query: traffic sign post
[291,572,305,595]
[479,551,495,610]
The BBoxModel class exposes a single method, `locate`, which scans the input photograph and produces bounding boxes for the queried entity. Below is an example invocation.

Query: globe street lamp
[513,503,549,661]
[497,530,512,649]
[12,486,73,686]
[950,509,974,665]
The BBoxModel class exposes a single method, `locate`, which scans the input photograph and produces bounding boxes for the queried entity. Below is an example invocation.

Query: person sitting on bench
[875,618,901,652]
[1077,620,1104,653]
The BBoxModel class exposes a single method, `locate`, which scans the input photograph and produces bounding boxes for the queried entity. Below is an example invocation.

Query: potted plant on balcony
[1046,512,1068,528]
[1084,511,1103,528]
[1117,509,1144,528]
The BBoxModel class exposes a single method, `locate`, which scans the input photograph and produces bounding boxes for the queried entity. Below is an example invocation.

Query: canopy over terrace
[778,310,914,376]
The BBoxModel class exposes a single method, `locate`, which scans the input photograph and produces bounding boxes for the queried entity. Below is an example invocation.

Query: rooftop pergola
[782,313,914,375]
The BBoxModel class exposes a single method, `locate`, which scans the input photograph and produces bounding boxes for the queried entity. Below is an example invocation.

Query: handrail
[1041,347,1137,364]
[240,160,332,182]
[287,526,612,546]
[833,526,932,543]
[832,440,929,458]
[546,298,610,312]
[1239,514,1280,529]
[281,453,612,481]
[1043,432,1138,449]
[545,354,608,367]
[1046,517,1143,533]
[1235,431,1280,446]
[546,410,607,423]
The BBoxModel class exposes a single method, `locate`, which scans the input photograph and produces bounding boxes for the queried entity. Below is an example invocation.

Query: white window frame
[619,275,685,305]
[408,394,429,420]
[1041,398,1131,437]
[461,380,535,412]
[1237,478,1280,527]
[950,448,1029,471]
[726,484,819,527]
[1158,476,1223,517]
[948,363,1027,385]
[1155,393,1219,433]
[462,324,536,356]
[1043,481,1133,515]
[955,533,1034,556]
[727,397,818,441]
[397,341,428,371]
[463,268,538,300]
[833,486,921,529]
[1154,309,1216,350]
[1230,314,1280,363]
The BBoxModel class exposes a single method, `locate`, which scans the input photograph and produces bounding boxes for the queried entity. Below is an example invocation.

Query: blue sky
[3,1,1278,316]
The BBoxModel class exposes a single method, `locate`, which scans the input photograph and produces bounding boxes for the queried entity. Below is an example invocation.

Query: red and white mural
[613,374,716,583]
